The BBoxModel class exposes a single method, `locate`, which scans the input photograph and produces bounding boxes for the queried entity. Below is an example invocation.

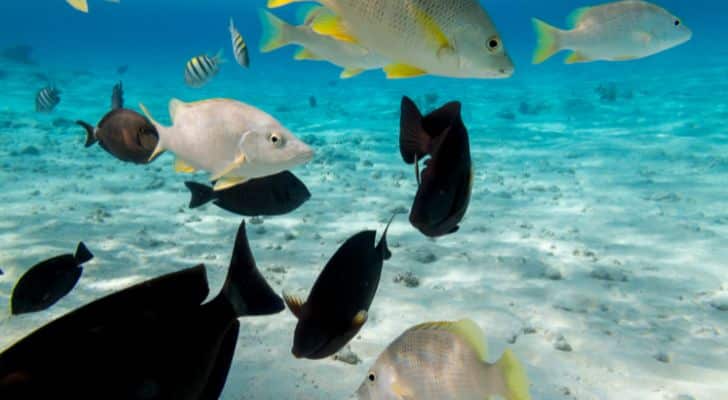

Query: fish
[267,0,514,79]
[400,96,472,237]
[532,0,692,64]
[139,98,314,191]
[0,221,284,399]
[229,18,250,68]
[185,171,311,216]
[65,0,120,14]
[35,86,61,113]
[117,65,128,75]
[283,217,393,360]
[10,242,93,315]
[184,52,224,88]
[259,8,388,79]
[356,319,531,400]
[76,81,160,164]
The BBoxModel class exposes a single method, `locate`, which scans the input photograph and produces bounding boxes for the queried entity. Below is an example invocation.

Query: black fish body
[285,220,392,360]
[10,242,92,315]
[400,97,473,238]
[0,221,283,399]
[186,171,311,216]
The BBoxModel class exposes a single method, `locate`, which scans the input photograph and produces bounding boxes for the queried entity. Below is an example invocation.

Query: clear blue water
[0,1,727,399]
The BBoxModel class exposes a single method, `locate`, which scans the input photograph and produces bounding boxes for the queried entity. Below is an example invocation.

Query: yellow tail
[532,18,561,64]
[496,349,531,400]
[259,10,295,53]
[66,0,89,13]
[268,0,308,8]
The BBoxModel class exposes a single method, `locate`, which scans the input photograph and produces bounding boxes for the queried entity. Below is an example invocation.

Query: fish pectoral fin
[174,158,197,174]
[310,13,359,44]
[294,48,322,61]
[210,153,247,182]
[283,293,307,319]
[634,31,653,45]
[213,177,248,191]
[148,145,166,163]
[384,64,427,79]
[410,4,454,57]
[564,51,591,64]
[352,310,368,328]
[390,381,415,399]
[340,68,364,79]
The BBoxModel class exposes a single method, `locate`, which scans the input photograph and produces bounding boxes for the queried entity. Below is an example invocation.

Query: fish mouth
[294,146,315,164]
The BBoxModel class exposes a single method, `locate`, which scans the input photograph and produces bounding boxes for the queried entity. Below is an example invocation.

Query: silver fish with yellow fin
[139,98,314,191]
[532,0,692,64]
[357,319,531,400]
[268,0,513,79]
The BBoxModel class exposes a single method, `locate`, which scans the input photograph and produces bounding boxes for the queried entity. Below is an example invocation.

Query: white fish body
[533,0,692,64]
[268,0,513,79]
[140,99,314,191]
[356,319,531,400]
[259,9,388,78]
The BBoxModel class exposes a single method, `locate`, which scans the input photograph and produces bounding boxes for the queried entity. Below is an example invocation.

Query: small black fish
[309,96,317,108]
[185,171,311,216]
[117,65,129,75]
[284,217,393,360]
[35,86,61,113]
[11,242,93,315]
[400,96,473,238]
[76,81,159,164]
[0,221,283,399]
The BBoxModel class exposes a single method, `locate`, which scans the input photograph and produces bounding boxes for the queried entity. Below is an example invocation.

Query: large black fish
[10,242,93,315]
[76,81,160,164]
[400,96,473,237]
[0,221,283,400]
[185,171,311,217]
[284,217,393,360]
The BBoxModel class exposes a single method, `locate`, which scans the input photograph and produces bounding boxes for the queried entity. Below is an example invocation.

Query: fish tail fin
[74,242,94,264]
[399,96,431,164]
[111,81,123,110]
[213,49,227,65]
[267,0,307,8]
[76,120,97,148]
[532,18,562,64]
[66,0,89,13]
[259,10,295,52]
[138,102,167,162]
[221,221,285,317]
[185,181,215,209]
[494,349,531,400]
[377,214,396,260]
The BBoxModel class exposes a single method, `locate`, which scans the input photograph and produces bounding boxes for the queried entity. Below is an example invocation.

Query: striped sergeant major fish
[184,51,224,88]
[35,86,61,113]
[229,18,250,68]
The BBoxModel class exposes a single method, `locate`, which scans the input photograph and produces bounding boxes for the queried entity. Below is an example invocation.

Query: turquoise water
[1,1,727,399]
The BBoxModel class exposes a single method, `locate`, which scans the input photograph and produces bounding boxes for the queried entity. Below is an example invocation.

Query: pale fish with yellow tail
[139,99,314,191]
[356,319,531,400]
[532,0,692,64]
[268,0,514,79]
[66,0,119,13]
[259,8,388,79]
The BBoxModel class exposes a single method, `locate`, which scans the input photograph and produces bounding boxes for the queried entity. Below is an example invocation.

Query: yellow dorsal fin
[412,319,488,360]
[310,13,359,44]
[565,51,591,64]
[66,0,89,13]
[268,0,307,8]
[294,48,321,60]
[174,158,197,174]
[383,63,427,79]
[213,176,247,191]
[340,67,364,79]
[410,4,454,56]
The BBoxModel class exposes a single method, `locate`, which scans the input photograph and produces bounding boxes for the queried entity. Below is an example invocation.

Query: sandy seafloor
[0,56,727,400]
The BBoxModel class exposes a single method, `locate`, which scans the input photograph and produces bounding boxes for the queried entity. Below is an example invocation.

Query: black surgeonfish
[76,81,160,164]
[284,217,393,360]
[0,221,284,400]
[10,242,92,315]
[400,96,473,237]
[185,171,311,217]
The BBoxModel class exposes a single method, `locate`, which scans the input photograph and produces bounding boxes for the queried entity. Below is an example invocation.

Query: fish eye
[486,36,501,52]
[674,19,681,26]
[268,132,285,147]
[368,372,376,382]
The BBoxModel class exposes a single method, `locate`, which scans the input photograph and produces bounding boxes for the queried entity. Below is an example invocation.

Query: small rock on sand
[554,335,572,352]
[655,351,671,363]
[412,248,437,264]
[393,271,420,288]
[590,267,628,282]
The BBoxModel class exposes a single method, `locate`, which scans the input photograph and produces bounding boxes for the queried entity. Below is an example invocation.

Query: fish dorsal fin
[283,292,308,319]
[169,98,186,122]
[310,12,359,44]
[298,5,328,26]
[74,242,94,264]
[565,51,591,64]
[409,3,454,57]
[567,6,592,28]
[294,48,322,60]
[174,158,197,174]
[412,319,488,360]
[384,64,427,79]
[340,67,364,79]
